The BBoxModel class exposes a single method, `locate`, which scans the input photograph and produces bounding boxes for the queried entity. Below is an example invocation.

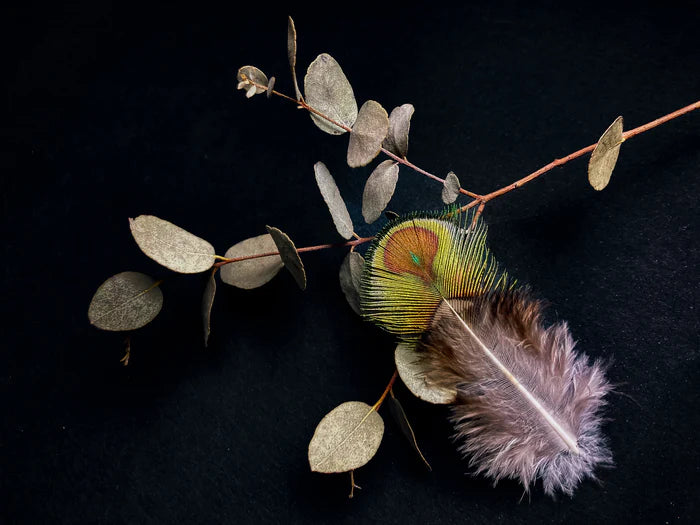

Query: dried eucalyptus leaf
[265,226,306,290]
[88,272,163,331]
[395,343,457,404]
[287,16,303,101]
[220,234,283,289]
[129,215,216,274]
[266,76,275,99]
[441,171,461,204]
[314,162,354,240]
[304,53,357,135]
[382,104,414,158]
[387,394,432,471]
[362,160,399,224]
[339,251,365,315]
[347,100,389,168]
[588,116,624,191]
[202,269,217,347]
[308,401,384,473]
[236,65,269,96]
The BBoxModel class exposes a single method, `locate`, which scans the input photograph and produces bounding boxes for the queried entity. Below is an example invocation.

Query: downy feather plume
[360,210,611,497]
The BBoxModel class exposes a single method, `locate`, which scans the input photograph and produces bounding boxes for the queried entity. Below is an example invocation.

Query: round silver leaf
[308,401,384,473]
[347,100,389,168]
[129,215,216,274]
[220,234,284,289]
[362,160,399,224]
[304,53,358,135]
[88,271,163,331]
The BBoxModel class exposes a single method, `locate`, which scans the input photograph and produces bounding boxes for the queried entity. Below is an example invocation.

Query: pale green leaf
[304,53,357,135]
[314,161,354,239]
[88,272,163,331]
[588,116,624,191]
[382,104,414,158]
[339,251,365,315]
[265,226,306,290]
[308,401,384,473]
[220,234,283,289]
[236,65,269,97]
[347,100,389,168]
[441,171,460,204]
[287,16,303,101]
[387,393,431,470]
[362,160,399,224]
[395,343,457,404]
[129,215,215,274]
[202,268,217,347]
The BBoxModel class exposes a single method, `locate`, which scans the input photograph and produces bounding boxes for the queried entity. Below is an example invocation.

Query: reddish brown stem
[460,99,700,211]
[213,236,373,268]
[372,369,399,412]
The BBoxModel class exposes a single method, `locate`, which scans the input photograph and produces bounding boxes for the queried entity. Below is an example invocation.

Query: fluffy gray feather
[419,290,612,496]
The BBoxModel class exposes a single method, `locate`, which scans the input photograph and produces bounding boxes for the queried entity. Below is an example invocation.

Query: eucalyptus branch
[460,99,700,214]
[213,236,373,268]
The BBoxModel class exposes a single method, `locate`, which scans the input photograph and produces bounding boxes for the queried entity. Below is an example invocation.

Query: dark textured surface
[2,2,699,523]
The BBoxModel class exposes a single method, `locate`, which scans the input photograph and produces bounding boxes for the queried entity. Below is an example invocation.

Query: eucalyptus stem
[213,236,373,268]
[251,76,699,220]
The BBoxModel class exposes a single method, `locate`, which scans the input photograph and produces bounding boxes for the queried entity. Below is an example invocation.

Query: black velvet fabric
[2,2,698,523]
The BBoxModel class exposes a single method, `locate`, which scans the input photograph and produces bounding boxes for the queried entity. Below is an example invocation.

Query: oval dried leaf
[265,226,306,290]
[339,251,365,315]
[387,394,431,470]
[220,234,283,289]
[236,65,269,96]
[441,171,461,204]
[314,162,354,239]
[287,16,303,101]
[362,160,399,224]
[88,272,163,331]
[304,53,357,135]
[588,116,624,191]
[395,343,457,404]
[202,268,217,347]
[382,104,414,158]
[266,76,275,99]
[129,215,216,274]
[308,401,384,473]
[347,100,389,168]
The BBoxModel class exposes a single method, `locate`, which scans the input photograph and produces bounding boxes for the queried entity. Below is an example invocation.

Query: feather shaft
[443,299,580,455]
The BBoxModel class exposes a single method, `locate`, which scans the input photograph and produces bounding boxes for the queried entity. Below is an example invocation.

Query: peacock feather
[359,209,612,497]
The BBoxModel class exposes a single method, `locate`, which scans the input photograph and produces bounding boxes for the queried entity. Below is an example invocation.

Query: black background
[2,1,699,523]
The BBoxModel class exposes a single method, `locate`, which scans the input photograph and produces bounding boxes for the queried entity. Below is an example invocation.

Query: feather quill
[360,210,611,496]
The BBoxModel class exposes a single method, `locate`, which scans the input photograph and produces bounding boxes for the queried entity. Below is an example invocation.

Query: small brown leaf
[387,392,432,470]
[287,16,303,102]
[395,343,457,404]
[441,171,461,204]
[265,226,306,290]
[220,234,283,289]
[304,54,357,135]
[362,160,399,224]
[347,100,390,168]
[588,116,624,191]
[129,215,216,274]
[202,268,217,347]
[236,65,269,97]
[88,272,163,331]
[314,162,354,240]
[308,401,384,473]
[382,104,414,158]
[339,251,365,315]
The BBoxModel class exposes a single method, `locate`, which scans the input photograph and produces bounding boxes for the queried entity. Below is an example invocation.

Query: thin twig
[459,99,700,212]
[213,236,373,268]
[372,369,399,412]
